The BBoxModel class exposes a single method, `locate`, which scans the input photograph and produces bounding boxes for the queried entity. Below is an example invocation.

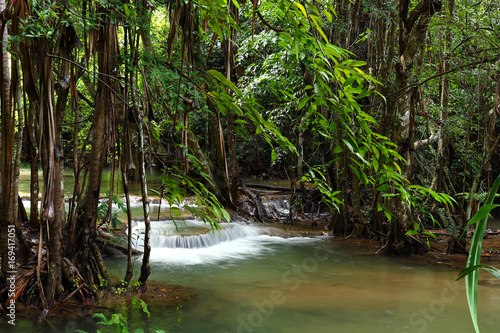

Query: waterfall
[131,220,261,249]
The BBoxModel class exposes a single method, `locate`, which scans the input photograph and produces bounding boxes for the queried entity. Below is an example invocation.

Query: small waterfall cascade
[131,220,261,249]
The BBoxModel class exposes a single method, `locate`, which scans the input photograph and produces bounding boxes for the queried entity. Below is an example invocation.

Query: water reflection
[18,167,164,197]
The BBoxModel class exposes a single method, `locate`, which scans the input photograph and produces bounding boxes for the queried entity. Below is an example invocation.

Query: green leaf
[384,209,392,222]
[279,32,293,43]
[294,29,301,61]
[139,299,150,317]
[466,204,499,226]
[93,313,111,326]
[325,11,332,23]
[298,96,310,110]
[333,146,344,154]
[271,148,277,163]
[310,16,328,42]
[376,184,390,192]
[208,69,241,95]
[231,0,240,9]
[463,174,500,333]
[294,2,307,17]
[422,231,437,240]
[458,265,500,281]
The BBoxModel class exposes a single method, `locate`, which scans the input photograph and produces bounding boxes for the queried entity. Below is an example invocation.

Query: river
[8,171,500,332]
[102,221,500,333]
[3,219,500,332]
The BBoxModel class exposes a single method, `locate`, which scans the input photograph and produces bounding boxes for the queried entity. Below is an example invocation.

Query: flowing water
[4,218,500,332]
[102,219,500,333]
[9,173,500,332]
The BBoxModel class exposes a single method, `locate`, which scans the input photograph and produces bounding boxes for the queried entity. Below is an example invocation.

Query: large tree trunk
[72,7,114,287]
[387,0,441,255]
[45,57,71,302]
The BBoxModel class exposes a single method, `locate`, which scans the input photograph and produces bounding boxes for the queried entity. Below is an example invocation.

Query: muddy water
[102,222,500,333]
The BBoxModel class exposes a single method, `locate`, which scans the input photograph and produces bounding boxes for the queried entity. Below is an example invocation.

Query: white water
[131,220,323,265]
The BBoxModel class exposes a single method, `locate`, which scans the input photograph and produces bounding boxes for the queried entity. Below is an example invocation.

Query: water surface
[102,221,500,333]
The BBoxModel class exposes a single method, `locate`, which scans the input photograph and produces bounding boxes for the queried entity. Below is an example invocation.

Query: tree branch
[389,57,499,100]
[414,131,439,150]
[256,11,286,33]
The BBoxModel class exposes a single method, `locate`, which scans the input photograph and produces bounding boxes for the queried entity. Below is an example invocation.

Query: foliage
[301,167,342,212]
[74,298,165,333]
[97,191,127,229]
[457,174,500,333]
[152,152,230,232]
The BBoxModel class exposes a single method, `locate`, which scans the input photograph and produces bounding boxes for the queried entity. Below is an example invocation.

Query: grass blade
[461,174,500,332]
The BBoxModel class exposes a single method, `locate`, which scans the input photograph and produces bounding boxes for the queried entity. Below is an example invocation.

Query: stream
[4,215,500,332]
[102,220,500,333]
[8,169,500,332]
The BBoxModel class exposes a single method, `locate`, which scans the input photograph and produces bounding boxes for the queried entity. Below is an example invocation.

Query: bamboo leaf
[333,145,343,154]
[208,69,241,95]
[294,2,307,17]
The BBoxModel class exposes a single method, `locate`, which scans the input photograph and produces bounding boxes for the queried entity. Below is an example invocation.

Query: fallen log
[97,237,142,256]
[97,229,142,255]
[243,183,315,192]
[240,181,267,222]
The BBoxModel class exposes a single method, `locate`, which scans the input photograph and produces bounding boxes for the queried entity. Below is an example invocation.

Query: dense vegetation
[0,0,499,319]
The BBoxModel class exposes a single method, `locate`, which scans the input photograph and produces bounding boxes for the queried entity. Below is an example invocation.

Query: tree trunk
[122,168,134,283]
[208,101,232,207]
[0,0,14,281]
[27,101,40,227]
[224,0,240,204]
[40,41,68,304]
[45,63,70,303]
[387,0,441,255]
[331,116,348,235]
[72,8,114,287]
[137,116,152,286]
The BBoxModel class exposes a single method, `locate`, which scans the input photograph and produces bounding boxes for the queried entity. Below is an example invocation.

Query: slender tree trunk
[208,101,232,207]
[331,116,348,235]
[0,0,14,281]
[27,101,39,227]
[122,25,134,285]
[137,117,151,286]
[122,166,134,283]
[225,0,239,204]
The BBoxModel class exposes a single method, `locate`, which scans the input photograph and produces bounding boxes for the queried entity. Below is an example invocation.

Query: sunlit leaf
[294,2,307,17]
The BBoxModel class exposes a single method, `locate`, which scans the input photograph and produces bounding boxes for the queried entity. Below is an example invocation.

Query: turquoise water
[102,222,500,333]
[3,223,500,332]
